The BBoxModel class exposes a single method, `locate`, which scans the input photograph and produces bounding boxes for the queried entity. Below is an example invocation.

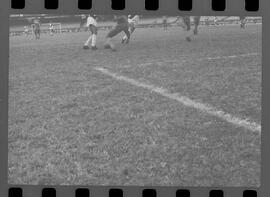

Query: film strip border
[10,0,259,10]
[11,0,259,11]
[10,0,260,14]
[6,0,263,197]
[9,187,258,197]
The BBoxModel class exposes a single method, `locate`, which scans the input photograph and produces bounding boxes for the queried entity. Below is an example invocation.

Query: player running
[104,15,130,51]
[121,15,140,44]
[83,15,98,50]
[33,18,41,39]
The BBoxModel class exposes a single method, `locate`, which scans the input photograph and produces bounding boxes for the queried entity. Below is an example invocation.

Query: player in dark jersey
[33,18,41,39]
[104,15,130,51]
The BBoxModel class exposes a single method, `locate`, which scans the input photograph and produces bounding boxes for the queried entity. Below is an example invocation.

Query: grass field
[9,23,261,186]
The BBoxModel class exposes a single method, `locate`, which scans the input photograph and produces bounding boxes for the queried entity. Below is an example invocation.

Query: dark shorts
[89,25,98,35]
[107,24,129,38]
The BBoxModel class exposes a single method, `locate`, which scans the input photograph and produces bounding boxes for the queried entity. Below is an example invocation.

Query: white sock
[91,34,97,47]
[84,35,92,46]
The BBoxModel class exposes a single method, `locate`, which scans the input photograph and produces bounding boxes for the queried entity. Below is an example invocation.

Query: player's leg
[50,28,54,36]
[130,26,135,34]
[83,33,92,49]
[83,25,96,49]
[34,28,38,39]
[37,28,40,39]
[182,16,192,41]
[122,26,131,44]
[90,25,98,50]
[122,25,133,44]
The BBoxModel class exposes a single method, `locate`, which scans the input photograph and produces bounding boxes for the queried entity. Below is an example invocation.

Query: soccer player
[239,16,247,29]
[121,15,140,44]
[104,15,130,51]
[33,18,41,39]
[214,16,219,26]
[162,16,168,30]
[83,15,98,50]
[49,23,54,36]
[193,16,201,35]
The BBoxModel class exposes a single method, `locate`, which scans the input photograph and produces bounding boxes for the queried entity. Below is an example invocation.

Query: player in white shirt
[49,23,54,36]
[83,15,98,50]
[121,15,140,44]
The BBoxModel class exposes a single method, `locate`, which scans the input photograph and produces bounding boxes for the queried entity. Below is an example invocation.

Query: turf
[9,24,261,186]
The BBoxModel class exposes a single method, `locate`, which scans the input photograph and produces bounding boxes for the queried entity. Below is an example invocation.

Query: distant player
[213,16,219,26]
[33,18,41,39]
[24,26,30,35]
[83,15,98,50]
[162,16,168,30]
[121,15,140,44]
[239,16,247,29]
[193,16,201,35]
[49,23,54,36]
[104,15,130,51]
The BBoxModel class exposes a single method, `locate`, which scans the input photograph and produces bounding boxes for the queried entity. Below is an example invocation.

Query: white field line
[94,67,261,133]
[136,52,260,68]
[198,52,260,61]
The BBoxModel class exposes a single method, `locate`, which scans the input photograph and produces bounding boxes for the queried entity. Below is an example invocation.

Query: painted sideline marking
[198,52,259,61]
[137,52,260,67]
[94,67,261,133]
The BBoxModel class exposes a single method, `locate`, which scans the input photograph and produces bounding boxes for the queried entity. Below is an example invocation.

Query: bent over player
[122,15,140,44]
[104,15,130,51]
[83,15,98,50]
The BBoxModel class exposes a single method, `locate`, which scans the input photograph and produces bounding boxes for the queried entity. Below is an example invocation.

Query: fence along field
[8,16,261,186]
